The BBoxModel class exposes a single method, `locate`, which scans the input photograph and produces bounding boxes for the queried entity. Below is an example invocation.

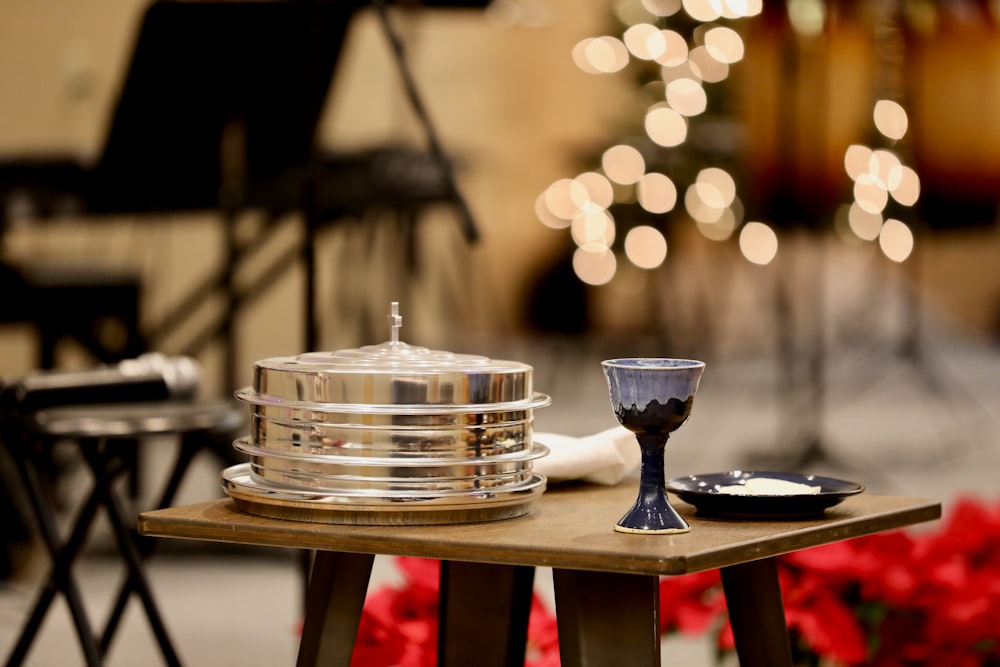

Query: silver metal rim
[234,387,552,415]
[250,411,533,431]
[248,463,534,492]
[232,437,549,467]
[221,462,547,503]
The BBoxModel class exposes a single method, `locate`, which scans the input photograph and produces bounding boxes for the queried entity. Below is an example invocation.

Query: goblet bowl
[601,358,705,534]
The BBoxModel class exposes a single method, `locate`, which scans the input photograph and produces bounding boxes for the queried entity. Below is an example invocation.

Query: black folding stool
[4,400,244,667]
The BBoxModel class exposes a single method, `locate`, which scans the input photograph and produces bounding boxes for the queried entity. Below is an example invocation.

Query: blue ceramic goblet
[601,358,705,534]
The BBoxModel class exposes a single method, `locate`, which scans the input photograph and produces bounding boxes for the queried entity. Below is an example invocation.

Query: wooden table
[138,483,940,667]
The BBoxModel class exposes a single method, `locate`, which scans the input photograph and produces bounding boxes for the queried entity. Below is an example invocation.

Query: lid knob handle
[388,301,402,347]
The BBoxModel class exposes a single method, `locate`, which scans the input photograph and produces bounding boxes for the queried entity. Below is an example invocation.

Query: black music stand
[1,0,481,389]
[1,0,362,377]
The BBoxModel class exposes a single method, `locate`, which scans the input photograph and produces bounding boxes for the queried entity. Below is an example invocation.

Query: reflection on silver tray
[221,463,547,525]
[233,438,549,469]
[246,342,537,408]
[666,471,865,518]
[248,415,531,458]
[224,462,546,500]
[236,387,552,416]
[247,404,537,428]
[254,411,532,430]
[249,462,533,493]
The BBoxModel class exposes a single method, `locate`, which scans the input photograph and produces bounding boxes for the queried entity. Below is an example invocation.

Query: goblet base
[613,495,690,534]
[614,523,690,535]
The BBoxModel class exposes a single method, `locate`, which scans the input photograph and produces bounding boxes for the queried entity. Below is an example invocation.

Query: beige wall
[0,0,627,391]
[2,1,999,393]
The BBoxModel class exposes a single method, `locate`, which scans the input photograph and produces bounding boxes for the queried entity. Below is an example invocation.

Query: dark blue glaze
[602,358,705,534]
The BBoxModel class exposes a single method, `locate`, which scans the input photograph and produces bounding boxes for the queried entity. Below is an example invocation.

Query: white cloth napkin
[533,426,641,485]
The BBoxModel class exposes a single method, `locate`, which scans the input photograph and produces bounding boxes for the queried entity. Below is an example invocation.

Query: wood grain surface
[138,482,941,576]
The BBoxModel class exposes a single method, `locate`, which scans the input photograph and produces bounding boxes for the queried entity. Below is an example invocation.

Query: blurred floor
[2,316,999,666]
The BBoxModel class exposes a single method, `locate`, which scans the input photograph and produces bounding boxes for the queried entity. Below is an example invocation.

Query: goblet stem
[615,433,690,534]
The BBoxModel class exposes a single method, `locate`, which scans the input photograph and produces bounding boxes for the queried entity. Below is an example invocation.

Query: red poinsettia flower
[350,557,439,667]
[780,568,869,665]
[348,497,1000,667]
[716,557,869,665]
[352,557,561,667]
[351,586,410,666]
[658,569,725,636]
[526,595,560,667]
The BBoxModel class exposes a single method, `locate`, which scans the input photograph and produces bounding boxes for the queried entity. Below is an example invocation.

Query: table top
[139,483,941,576]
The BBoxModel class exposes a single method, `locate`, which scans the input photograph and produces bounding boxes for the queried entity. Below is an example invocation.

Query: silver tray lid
[236,303,550,414]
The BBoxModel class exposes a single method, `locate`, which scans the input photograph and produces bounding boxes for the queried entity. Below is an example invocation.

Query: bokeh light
[573,36,629,74]
[847,202,883,241]
[636,172,678,213]
[787,0,826,36]
[854,174,889,214]
[890,165,920,206]
[739,221,779,265]
[873,99,908,140]
[682,0,722,22]
[641,0,683,17]
[661,61,699,85]
[573,244,617,285]
[844,144,873,181]
[540,0,770,289]
[654,30,690,67]
[624,225,668,269]
[666,78,708,116]
[696,167,737,207]
[718,0,762,17]
[645,105,688,147]
[602,144,646,185]
[704,26,745,64]
[685,183,725,223]
[879,218,914,263]
[543,178,587,221]
[688,45,730,83]
[624,23,666,61]
[570,204,616,249]
[869,149,902,189]
[574,171,615,209]
[535,192,570,230]
[696,206,738,241]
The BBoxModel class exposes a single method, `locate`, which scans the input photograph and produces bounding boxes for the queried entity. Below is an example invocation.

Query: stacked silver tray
[221,304,550,525]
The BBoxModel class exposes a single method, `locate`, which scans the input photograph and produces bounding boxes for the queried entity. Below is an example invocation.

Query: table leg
[720,557,793,667]
[296,551,375,667]
[552,569,660,667]
[438,561,534,667]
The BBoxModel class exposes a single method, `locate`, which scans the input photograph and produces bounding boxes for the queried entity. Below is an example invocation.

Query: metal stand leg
[99,436,202,657]
[5,436,117,667]
[5,431,187,667]
[79,441,183,667]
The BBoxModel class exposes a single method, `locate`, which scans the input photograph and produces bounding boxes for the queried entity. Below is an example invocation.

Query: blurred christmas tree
[529,0,770,343]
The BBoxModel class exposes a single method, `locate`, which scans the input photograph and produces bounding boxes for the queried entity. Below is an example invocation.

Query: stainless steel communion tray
[246,413,534,458]
[222,463,547,525]
[234,438,549,477]
[222,303,550,525]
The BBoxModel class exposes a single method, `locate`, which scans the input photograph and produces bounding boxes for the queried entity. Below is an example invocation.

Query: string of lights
[534,0,923,292]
